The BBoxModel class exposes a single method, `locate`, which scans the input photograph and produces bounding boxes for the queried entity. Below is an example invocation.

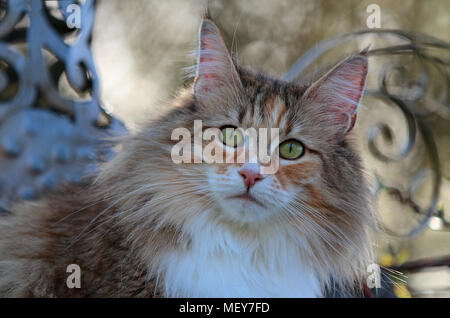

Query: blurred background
[93,0,449,124]
[0,0,449,297]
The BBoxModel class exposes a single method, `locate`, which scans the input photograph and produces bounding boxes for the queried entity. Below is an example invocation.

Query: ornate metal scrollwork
[0,0,126,210]
[285,29,450,238]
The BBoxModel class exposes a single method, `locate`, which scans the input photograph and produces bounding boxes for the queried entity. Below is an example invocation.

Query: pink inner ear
[330,58,367,132]
[197,35,224,90]
[194,20,240,96]
[332,58,367,109]
[307,56,368,133]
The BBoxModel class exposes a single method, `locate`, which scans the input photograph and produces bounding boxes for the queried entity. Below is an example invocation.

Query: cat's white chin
[230,193,263,207]
[218,194,275,224]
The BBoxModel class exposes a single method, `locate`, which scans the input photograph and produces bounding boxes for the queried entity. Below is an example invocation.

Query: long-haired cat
[0,16,376,297]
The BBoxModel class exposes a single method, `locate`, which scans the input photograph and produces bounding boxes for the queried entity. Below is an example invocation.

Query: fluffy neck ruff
[155,209,323,297]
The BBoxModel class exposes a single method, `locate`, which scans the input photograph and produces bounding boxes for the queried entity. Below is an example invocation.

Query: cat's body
[0,182,321,297]
[0,17,376,297]
[0,189,155,297]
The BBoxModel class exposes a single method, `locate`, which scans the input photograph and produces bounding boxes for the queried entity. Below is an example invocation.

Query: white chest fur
[158,217,322,297]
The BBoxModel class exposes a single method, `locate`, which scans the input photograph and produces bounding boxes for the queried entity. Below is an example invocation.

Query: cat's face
[203,93,326,224]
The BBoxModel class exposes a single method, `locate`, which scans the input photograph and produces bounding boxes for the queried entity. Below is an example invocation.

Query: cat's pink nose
[238,169,263,188]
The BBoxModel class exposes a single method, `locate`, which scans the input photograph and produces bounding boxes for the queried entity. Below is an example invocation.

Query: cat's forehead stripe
[236,86,294,136]
[263,95,288,130]
[239,84,260,124]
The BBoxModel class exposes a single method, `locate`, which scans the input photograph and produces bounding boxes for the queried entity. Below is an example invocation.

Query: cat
[0,15,376,297]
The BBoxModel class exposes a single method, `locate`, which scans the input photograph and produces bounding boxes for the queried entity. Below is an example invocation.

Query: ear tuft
[203,7,213,21]
[303,55,368,134]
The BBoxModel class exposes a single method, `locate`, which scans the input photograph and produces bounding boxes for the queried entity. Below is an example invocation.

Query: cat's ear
[194,18,242,105]
[302,54,368,134]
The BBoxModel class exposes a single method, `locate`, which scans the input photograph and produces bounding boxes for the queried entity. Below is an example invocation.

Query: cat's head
[180,18,372,224]
[100,17,376,290]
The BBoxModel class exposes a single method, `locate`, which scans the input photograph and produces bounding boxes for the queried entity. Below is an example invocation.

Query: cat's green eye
[279,140,305,160]
[221,126,244,148]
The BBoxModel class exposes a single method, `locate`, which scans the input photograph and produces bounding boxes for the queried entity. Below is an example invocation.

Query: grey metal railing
[0,0,125,210]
